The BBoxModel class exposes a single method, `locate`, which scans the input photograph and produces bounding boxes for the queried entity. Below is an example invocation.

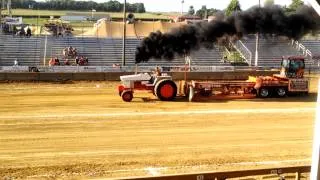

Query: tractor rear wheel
[121,91,133,102]
[154,80,177,101]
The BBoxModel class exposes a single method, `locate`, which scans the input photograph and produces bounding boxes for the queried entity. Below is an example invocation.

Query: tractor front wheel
[121,91,133,102]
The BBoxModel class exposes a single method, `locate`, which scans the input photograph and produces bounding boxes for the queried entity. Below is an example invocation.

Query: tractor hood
[120,73,152,81]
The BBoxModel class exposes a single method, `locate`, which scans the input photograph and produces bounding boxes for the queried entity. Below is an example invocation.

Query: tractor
[118,71,177,102]
[118,56,309,102]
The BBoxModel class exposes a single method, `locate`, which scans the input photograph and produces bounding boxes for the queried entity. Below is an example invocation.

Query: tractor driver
[154,66,161,76]
[150,66,162,83]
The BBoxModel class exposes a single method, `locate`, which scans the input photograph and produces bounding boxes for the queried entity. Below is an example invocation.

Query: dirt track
[0,78,319,179]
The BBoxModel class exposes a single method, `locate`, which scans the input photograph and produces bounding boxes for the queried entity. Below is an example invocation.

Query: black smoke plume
[135,5,319,63]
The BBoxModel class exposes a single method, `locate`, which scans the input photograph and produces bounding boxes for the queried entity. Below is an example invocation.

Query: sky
[85,0,293,12]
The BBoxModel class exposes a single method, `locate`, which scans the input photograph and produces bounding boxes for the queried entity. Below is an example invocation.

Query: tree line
[10,0,146,13]
[189,0,309,19]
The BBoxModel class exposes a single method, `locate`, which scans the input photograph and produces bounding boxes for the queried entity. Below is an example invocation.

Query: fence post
[295,172,300,180]
[43,35,47,66]
[311,79,320,180]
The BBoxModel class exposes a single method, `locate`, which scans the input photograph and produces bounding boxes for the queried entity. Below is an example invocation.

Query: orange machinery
[187,56,309,101]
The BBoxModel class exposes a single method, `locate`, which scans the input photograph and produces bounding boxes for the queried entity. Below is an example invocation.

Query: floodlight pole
[311,79,320,180]
[7,0,11,17]
[0,6,2,32]
[181,0,184,15]
[254,0,261,67]
[43,35,47,66]
[122,0,126,67]
[254,0,260,67]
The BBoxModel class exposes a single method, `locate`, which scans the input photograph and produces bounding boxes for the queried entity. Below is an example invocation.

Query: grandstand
[0,35,42,66]
[52,38,230,66]
[301,40,320,57]
[0,33,318,67]
[190,47,229,66]
[240,36,304,67]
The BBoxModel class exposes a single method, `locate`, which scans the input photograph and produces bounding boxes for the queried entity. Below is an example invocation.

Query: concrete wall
[0,71,278,81]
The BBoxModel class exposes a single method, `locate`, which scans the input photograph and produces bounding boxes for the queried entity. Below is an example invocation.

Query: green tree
[196,5,219,19]
[135,3,146,13]
[225,0,241,16]
[264,0,274,6]
[188,6,195,15]
[289,0,304,11]
[196,5,207,19]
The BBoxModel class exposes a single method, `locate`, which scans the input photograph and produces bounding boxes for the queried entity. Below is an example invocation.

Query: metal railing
[121,165,310,180]
[293,40,313,59]
[232,40,252,66]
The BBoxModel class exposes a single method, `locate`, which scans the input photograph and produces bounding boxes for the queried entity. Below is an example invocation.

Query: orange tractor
[118,56,309,102]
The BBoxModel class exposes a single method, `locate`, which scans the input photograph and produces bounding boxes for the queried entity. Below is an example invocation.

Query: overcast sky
[36,0,295,12]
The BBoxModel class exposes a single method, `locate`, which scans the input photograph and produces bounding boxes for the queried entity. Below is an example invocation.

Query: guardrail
[120,165,310,180]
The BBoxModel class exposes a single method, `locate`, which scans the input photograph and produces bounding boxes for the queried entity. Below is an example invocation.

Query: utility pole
[0,0,4,32]
[7,0,11,17]
[122,0,126,67]
[181,0,184,15]
[254,0,260,67]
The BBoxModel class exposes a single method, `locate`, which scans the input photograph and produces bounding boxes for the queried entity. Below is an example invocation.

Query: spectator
[49,58,55,66]
[53,27,58,37]
[75,56,79,65]
[26,27,32,37]
[79,56,85,66]
[20,27,26,36]
[64,59,70,66]
[69,46,73,56]
[13,59,19,66]
[223,56,228,63]
[54,57,60,66]
[12,26,17,35]
[72,48,77,57]
[84,57,88,65]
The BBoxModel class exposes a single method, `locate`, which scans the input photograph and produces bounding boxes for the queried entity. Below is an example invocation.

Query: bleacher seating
[0,35,41,66]
[301,40,320,56]
[190,47,229,66]
[240,36,304,67]
[3,34,317,68]
[49,37,226,66]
